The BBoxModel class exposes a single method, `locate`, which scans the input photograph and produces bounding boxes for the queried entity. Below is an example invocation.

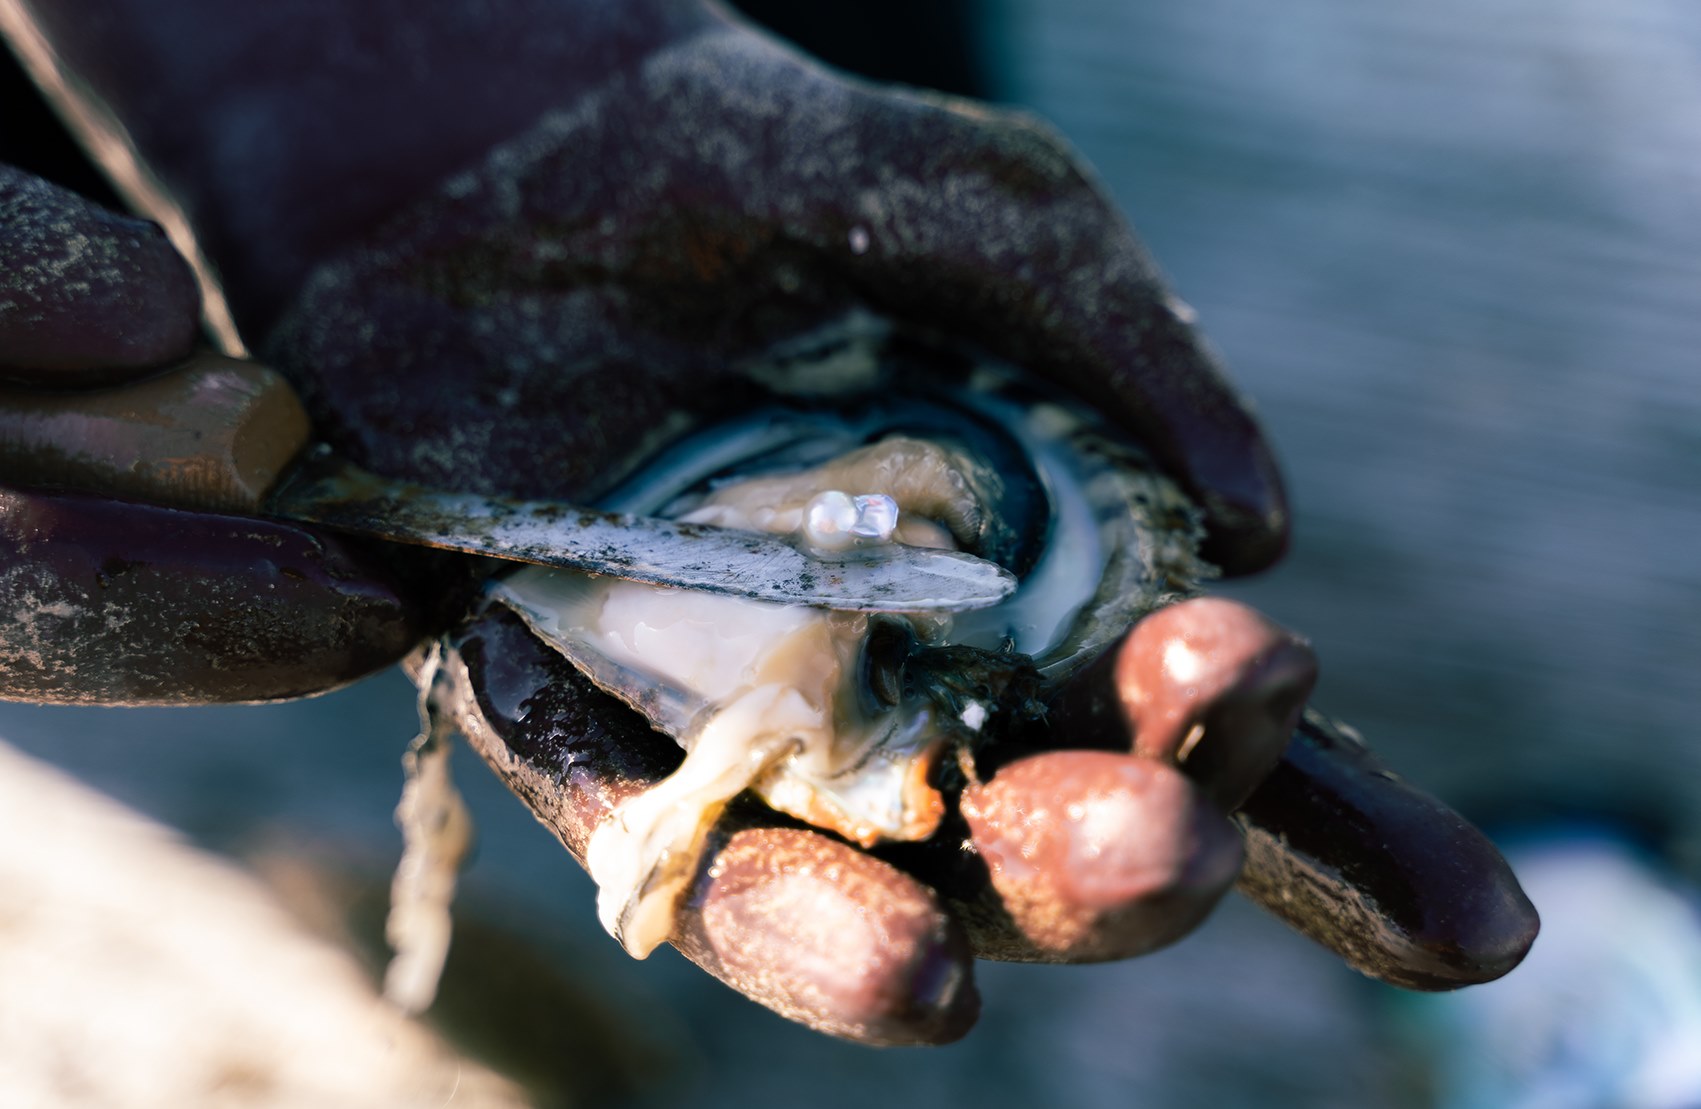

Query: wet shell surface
[490,342,1214,955]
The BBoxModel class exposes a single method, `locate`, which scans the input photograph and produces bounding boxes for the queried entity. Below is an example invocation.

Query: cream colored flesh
[494,437,981,957]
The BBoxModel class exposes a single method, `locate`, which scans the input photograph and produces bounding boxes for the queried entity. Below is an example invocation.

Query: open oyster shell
[488,348,1215,954]
[408,327,1534,1020]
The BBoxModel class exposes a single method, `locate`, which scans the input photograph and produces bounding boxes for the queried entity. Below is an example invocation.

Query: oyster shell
[491,352,1214,956]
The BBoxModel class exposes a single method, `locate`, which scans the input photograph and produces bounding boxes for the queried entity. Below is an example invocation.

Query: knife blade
[267,449,1018,613]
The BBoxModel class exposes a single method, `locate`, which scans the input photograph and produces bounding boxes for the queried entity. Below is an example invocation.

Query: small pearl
[805,491,859,549]
[804,491,900,550]
[848,493,899,541]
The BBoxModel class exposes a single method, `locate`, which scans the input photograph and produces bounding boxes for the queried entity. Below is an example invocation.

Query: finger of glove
[882,597,1305,962]
[439,603,979,1045]
[1235,709,1540,990]
[622,25,1288,572]
[957,750,1243,963]
[0,485,422,704]
[0,351,310,514]
[1046,596,1318,811]
[0,165,200,383]
[261,25,1285,574]
[821,80,1289,573]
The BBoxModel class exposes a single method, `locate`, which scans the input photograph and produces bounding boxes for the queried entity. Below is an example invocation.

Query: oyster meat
[493,356,1213,956]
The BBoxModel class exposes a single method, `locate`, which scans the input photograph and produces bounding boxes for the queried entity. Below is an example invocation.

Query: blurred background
[3,0,1698,1104]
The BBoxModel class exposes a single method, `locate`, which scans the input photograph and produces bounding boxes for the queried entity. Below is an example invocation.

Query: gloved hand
[258,13,1335,1044]
[0,164,422,704]
[237,9,1309,1042]
[2,0,1534,1047]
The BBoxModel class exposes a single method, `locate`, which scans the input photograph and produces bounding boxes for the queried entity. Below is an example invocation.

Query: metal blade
[266,453,1017,613]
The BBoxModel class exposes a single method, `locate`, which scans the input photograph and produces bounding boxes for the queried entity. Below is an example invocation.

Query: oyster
[490,351,1214,956]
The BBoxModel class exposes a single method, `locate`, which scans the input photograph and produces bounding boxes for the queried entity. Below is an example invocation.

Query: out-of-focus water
[986,0,1701,826]
[3,1,1698,1105]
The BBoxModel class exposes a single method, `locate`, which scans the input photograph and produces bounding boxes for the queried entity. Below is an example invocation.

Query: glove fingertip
[0,166,201,382]
[674,825,980,1046]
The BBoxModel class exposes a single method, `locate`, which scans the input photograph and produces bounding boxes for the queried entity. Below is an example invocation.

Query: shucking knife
[0,355,1016,613]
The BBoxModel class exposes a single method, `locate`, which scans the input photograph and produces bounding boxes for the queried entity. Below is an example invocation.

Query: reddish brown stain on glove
[675,825,978,1046]
[960,751,1242,962]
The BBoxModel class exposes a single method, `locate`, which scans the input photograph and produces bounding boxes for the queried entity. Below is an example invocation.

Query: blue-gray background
[3,0,1697,1104]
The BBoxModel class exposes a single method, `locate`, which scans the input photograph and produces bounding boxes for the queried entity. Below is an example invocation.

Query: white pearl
[847,493,899,541]
[804,490,900,549]
[804,490,859,549]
